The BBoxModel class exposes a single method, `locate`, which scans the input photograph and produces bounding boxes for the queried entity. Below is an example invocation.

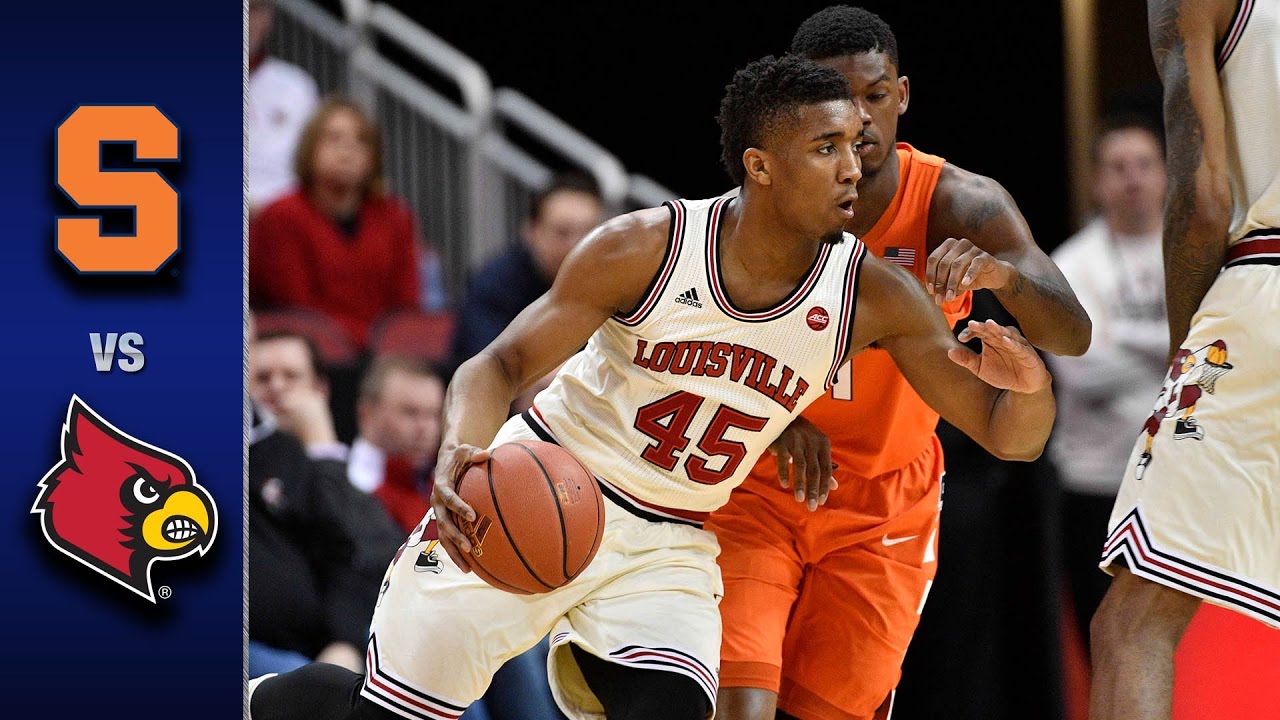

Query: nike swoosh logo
[882,534,919,546]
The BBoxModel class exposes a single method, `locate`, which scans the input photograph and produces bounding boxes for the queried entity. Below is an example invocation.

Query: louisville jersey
[1220,0,1280,245]
[741,143,971,492]
[528,196,868,518]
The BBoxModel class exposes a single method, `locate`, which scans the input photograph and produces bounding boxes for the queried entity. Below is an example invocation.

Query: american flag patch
[884,247,917,267]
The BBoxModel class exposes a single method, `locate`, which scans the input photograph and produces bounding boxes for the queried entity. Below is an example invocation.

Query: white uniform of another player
[364,196,868,720]
[1101,0,1280,628]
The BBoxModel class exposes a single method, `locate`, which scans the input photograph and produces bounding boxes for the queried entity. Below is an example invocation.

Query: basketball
[453,440,605,594]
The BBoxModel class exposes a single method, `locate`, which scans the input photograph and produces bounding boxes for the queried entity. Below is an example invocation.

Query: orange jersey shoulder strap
[858,143,968,320]
[860,143,945,283]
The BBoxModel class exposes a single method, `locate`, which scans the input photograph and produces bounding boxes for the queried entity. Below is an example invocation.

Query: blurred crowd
[246,3,605,718]
[246,1,1178,718]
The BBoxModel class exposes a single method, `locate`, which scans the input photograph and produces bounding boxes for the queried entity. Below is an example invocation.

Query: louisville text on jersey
[632,339,811,412]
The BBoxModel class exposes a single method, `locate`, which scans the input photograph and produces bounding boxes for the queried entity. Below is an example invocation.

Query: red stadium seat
[367,309,456,365]
[252,308,360,367]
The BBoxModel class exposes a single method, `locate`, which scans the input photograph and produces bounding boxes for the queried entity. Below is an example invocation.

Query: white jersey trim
[362,634,470,720]
[704,196,837,322]
[615,201,684,327]
[825,240,869,389]
[1101,507,1280,627]
[1218,0,1256,68]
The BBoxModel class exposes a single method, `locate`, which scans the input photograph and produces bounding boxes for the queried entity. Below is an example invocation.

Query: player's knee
[1091,568,1198,658]
[1091,571,1152,656]
[1090,582,1125,655]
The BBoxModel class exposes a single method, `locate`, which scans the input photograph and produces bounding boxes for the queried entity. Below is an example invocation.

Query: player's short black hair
[1093,111,1166,162]
[718,55,852,185]
[790,5,900,69]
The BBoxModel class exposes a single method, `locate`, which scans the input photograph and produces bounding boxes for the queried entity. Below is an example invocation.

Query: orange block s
[56,105,179,274]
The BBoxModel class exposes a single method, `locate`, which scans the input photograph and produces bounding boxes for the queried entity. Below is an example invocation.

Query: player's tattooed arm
[851,258,1055,461]
[1147,0,1234,356]
[927,165,1092,356]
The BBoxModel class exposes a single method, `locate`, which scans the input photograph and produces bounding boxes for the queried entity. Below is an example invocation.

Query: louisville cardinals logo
[377,513,443,607]
[31,396,217,602]
[1134,340,1234,480]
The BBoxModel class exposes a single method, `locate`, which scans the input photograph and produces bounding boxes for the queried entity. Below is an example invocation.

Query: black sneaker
[1173,418,1204,440]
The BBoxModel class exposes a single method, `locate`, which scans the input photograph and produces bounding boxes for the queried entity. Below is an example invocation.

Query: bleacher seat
[367,309,456,366]
[253,307,360,367]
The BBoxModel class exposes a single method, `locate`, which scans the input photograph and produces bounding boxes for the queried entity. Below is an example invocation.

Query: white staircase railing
[267,0,681,302]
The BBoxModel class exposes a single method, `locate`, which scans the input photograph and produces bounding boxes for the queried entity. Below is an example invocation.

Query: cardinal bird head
[1207,339,1230,367]
[32,396,217,602]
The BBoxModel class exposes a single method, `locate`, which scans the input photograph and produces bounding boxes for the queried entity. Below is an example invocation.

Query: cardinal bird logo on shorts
[31,396,218,602]
[1134,340,1233,480]
[378,514,444,607]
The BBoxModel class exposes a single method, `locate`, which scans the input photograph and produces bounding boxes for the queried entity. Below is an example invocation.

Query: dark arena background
[363,1,1075,240]
[7,1,1277,719]
[282,2,1276,719]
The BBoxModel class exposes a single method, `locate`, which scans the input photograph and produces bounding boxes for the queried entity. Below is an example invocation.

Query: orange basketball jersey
[742,143,971,496]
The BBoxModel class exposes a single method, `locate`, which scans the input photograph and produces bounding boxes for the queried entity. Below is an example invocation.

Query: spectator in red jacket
[250,98,421,346]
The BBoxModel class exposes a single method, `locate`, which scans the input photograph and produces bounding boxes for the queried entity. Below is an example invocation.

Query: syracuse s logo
[31,396,217,602]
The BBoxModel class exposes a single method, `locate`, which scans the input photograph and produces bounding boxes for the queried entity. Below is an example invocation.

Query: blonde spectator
[250,99,429,347]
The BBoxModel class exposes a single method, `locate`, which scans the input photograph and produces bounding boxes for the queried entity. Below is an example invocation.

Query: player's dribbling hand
[769,415,837,512]
[430,443,490,573]
[925,237,1016,304]
[948,320,1052,394]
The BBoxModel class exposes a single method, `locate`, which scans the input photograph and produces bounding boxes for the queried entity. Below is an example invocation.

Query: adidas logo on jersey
[674,287,703,308]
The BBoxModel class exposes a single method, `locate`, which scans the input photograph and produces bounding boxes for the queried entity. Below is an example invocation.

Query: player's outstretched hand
[948,319,1051,394]
[769,415,837,511]
[925,237,1016,304]
[430,443,490,573]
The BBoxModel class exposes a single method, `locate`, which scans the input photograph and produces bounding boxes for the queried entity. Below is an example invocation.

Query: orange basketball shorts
[706,436,944,720]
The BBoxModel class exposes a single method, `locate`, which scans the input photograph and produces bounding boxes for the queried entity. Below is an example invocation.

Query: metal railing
[268,0,357,96]
[494,88,630,214]
[349,45,491,302]
[266,0,681,303]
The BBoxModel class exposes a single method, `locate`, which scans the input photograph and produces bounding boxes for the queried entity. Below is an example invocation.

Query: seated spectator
[452,172,604,364]
[248,398,403,678]
[248,330,347,460]
[247,0,318,214]
[349,356,445,531]
[250,99,423,347]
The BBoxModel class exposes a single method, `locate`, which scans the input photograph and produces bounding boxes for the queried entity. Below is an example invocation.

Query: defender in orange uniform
[707,8,1092,720]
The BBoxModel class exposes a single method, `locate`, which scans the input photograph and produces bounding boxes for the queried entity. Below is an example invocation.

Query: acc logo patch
[806,306,830,331]
[31,396,217,602]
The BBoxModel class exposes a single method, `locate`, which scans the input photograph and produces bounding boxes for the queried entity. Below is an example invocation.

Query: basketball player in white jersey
[250,55,1057,720]
[1090,1,1280,718]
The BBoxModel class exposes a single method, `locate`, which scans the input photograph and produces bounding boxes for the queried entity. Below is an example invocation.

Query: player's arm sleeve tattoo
[1148,0,1233,354]
[945,175,1092,355]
